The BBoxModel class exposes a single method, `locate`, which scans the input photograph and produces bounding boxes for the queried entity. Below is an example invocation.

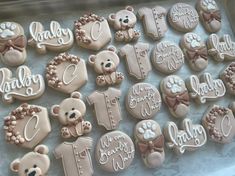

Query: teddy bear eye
[25,169,28,173]
[126,16,128,18]
[101,62,104,66]
[33,164,37,168]
[119,18,122,22]
[72,108,75,110]
[65,112,68,116]
[107,59,110,61]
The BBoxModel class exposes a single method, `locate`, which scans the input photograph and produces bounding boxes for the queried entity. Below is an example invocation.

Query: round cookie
[180,33,208,71]
[220,62,235,95]
[151,41,184,74]
[134,120,165,168]
[126,83,161,120]
[95,130,135,172]
[168,3,199,32]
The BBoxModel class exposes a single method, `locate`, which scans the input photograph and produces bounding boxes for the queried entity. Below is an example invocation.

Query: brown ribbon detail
[0,35,26,55]
[186,47,208,63]
[202,10,221,23]
[138,134,164,155]
[165,91,189,111]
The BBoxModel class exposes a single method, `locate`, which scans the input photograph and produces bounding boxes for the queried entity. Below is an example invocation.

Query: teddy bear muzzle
[67,110,82,123]
[26,167,42,176]
[102,61,116,73]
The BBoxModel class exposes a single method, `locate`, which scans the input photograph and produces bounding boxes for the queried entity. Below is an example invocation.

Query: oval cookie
[220,62,235,95]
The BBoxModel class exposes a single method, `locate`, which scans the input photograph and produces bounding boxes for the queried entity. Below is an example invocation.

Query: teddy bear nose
[123,19,129,23]
[69,113,76,119]
[28,171,36,176]
[105,63,111,68]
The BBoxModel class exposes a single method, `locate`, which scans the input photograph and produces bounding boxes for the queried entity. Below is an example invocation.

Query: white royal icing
[62,64,79,85]
[0,22,16,38]
[186,33,201,48]
[23,114,41,142]
[166,77,183,94]
[138,121,157,140]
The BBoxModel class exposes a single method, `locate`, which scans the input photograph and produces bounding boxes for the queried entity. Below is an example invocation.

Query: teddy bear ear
[107,45,117,53]
[125,6,134,12]
[88,55,96,66]
[71,91,82,99]
[34,145,49,155]
[108,13,116,24]
[10,158,21,173]
[51,105,60,118]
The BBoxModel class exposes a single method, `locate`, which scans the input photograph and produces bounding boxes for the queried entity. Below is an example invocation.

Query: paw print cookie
[135,120,165,168]
[180,33,208,71]
[88,46,124,86]
[196,0,221,33]
[0,22,27,66]
[220,62,235,95]
[10,145,50,176]
[51,91,92,138]
[160,75,190,118]
[108,6,140,42]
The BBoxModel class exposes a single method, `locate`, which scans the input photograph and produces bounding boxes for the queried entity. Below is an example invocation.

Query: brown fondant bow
[165,91,189,111]
[186,47,208,63]
[138,134,164,155]
[202,10,221,23]
[0,35,26,55]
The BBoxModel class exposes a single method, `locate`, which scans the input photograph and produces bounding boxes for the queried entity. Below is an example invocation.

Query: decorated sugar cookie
[126,83,161,120]
[160,75,190,118]
[3,103,51,149]
[88,46,124,86]
[108,6,140,42]
[0,22,27,66]
[28,21,74,54]
[168,3,199,32]
[46,53,88,94]
[202,104,235,143]
[0,65,45,104]
[196,0,221,33]
[207,34,235,61]
[180,33,208,71]
[10,145,50,176]
[220,62,235,95]
[95,131,135,172]
[186,73,226,104]
[151,41,184,74]
[164,119,207,155]
[51,92,92,139]
[134,120,165,168]
[74,13,112,51]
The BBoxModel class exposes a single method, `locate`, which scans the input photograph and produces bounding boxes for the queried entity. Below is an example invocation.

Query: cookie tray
[0,0,235,175]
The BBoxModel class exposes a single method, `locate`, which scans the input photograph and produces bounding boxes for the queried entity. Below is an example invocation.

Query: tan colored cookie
[164,118,207,155]
[74,13,111,51]
[160,75,190,118]
[168,3,199,32]
[119,42,151,80]
[151,41,184,74]
[95,130,135,172]
[202,104,235,143]
[138,6,168,40]
[196,0,221,33]
[0,22,27,66]
[126,83,161,120]
[46,53,88,94]
[220,62,235,95]
[186,73,226,104]
[134,120,165,168]
[10,145,50,176]
[28,21,74,54]
[0,65,45,104]
[4,103,51,149]
[54,137,93,176]
[180,33,208,71]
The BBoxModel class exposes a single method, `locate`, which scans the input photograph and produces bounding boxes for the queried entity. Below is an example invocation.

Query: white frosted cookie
[95,130,135,172]
[164,118,207,155]
[180,33,208,71]
[4,103,51,149]
[0,65,45,104]
[46,53,88,94]
[10,145,50,176]
[160,75,190,118]
[74,13,111,51]
[126,83,161,120]
[0,22,27,66]
[168,3,199,32]
[196,0,221,33]
[202,104,235,143]
[151,41,184,74]
[220,62,235,95]
[186,73,226,104]
[207,34,235,61]
[28,21,74,54]
[134,120,165,168]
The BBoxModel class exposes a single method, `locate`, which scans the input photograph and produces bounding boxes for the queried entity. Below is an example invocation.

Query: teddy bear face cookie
[160,75,190,118]
[180,33,208,71]
[0,22,27,66]
[220,62,235,95]
[74,13,111,51]
[108,6,140,42]
[88,46,124,86]
[51,91,92,138]
[10,145,50,176]
[135,120,165,168]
